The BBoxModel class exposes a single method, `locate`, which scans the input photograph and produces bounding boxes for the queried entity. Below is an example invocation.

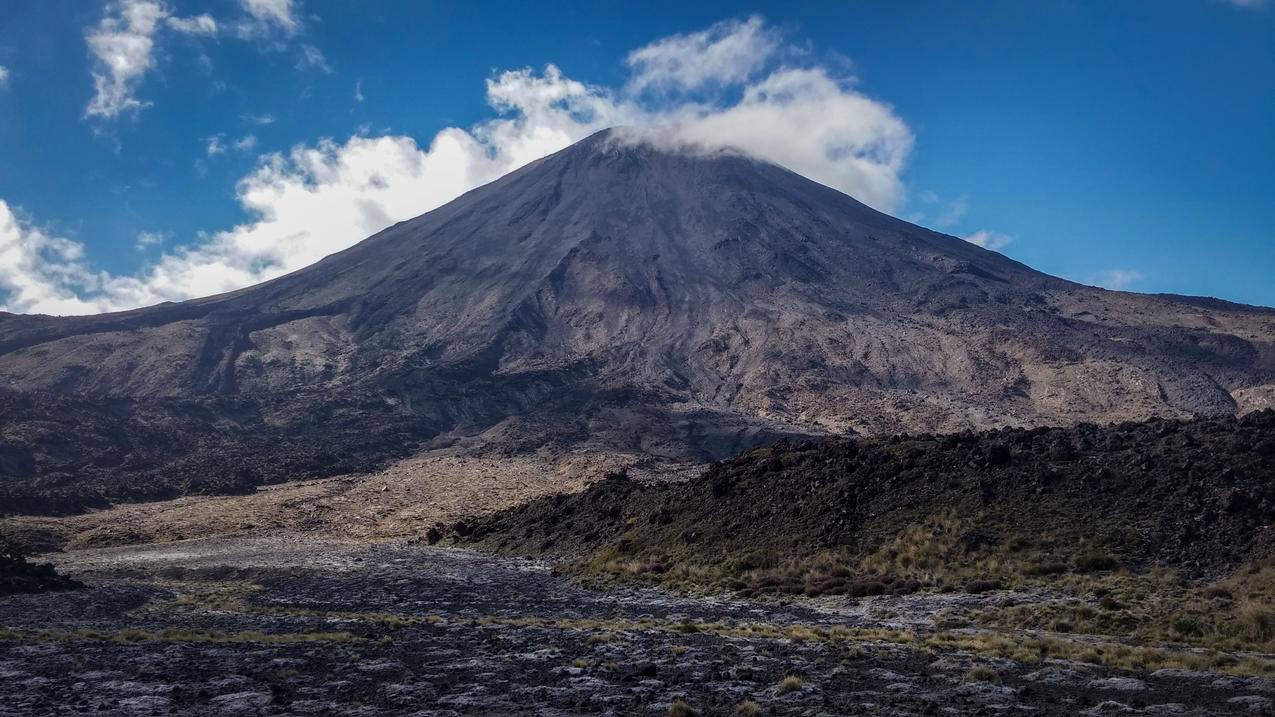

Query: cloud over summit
[5,17,914,315]
[625,16,779,94]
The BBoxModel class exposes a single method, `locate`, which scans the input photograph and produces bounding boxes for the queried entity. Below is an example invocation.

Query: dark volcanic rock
[466,411,1275,578]
[1,129,1274,513]
[0,543,83,596]
[3,538,1269,716]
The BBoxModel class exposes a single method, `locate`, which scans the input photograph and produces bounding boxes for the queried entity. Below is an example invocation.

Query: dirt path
[0,538,1270,715]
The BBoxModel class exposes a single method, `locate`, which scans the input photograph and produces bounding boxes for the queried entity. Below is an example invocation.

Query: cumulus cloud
[1090,269,1145,291]
[0,202,110,315]
[238,0,299,36]
[0,66,9,87]
[84,0,167,119]
[4,17,915,315]
[963,230,1014,252]
[626,16,778,93]
[631,67,912,210]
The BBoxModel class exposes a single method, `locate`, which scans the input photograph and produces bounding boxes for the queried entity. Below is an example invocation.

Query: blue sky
[0,0,1272,314]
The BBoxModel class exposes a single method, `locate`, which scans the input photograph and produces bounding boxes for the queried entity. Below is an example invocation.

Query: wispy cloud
[205,133,258,155]
[0,66,10,87]
[166,14,217,35]
[907,190,970,231]
[1090,269,1145,291]
[354,79,364,103]
[241,113,276,125]
[85,0,316,121]
[934,196,968,229]
[238,0,299,36]
[84,0,167,119]
[4,17,916,315]
[204,135,226,156]
[626,16,779,94]
[135,231,168,250]
[963,229,1014,252]
[297,44,331,73]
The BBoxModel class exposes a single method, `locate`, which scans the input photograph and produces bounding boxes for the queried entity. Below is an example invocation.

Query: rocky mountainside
[465,410,1275,584]
[2,129,1274,513]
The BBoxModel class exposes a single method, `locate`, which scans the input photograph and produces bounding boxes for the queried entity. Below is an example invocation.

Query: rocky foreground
[1,538,1274,716]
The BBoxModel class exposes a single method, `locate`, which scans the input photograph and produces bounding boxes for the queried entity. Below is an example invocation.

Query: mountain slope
[2,129,1274,513]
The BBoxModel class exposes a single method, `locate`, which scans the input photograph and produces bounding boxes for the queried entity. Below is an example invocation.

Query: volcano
[3,128,1274,513]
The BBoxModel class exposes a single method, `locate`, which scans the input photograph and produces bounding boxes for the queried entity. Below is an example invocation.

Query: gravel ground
[0,537,1271,716]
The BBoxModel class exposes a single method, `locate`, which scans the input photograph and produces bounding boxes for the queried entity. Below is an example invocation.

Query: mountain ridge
[2,128,1274,513]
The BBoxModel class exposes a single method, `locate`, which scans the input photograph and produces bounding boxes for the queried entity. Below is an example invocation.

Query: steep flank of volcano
[2,129,1274,512]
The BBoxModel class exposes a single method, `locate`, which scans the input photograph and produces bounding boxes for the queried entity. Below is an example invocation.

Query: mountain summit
[2,129,1273,511]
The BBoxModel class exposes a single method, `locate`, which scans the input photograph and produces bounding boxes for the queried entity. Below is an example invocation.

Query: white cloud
[242,113,276,125]
[206,133,259,156]
[963,230,1014,252]
[86,0,316,120]
[0,66,9,87]
[204,134,226,155]
[167,14,217,35]
[297,44,331,73]
[1090,269,1145,291]
[4,18,915,315]
[84,0,168,119]
[135,231,168,249]
[639,67,912,210]
[239,0,299,35]
[626,16,778,93]
[0,202,111,315]
[354,79,364,103]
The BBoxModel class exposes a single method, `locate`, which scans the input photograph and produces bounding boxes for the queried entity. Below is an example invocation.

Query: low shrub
[1075,552,1120,572]
[777,675,803,693]
[1171,616,1203,637]
[668,699,699,717]
[1239,602,1275,643]
[964,665,999,682]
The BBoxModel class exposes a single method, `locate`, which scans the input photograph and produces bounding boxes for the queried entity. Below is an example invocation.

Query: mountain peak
[1,129,1273,511]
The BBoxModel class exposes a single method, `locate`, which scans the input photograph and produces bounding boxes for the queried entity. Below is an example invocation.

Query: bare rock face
[1,129,1273,512]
